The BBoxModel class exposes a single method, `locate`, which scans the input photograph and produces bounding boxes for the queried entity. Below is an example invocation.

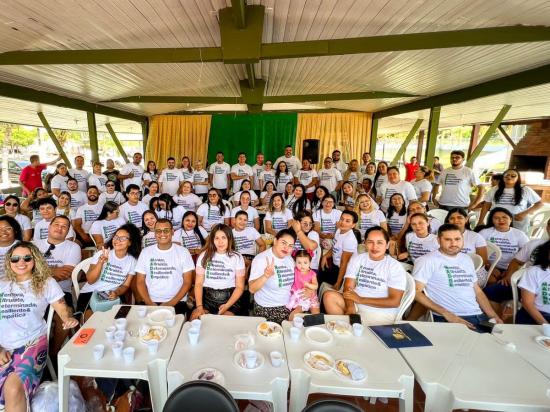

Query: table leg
[148,360,168,412]
[57,355,70,412]
[289,371,310,412]
[398,375,415,412]
[423,384,454,412]
[271,377,289,412]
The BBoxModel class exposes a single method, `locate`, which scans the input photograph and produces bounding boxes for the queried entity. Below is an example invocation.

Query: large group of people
[0,145,548,410]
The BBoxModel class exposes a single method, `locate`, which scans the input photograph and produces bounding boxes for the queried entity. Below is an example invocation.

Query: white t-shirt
[461,230,487,254]
[259,170,276,187]
[405,232,440,263]
[333,160,347,175]
[32,219,76,242]
[88,174,108,192]
[274,155,301,175]
[483,186,541,216]
[412,179,433,204]
[35,238,81,292]
[142,231,157,248]
[374,174,388,194]
[294,230,321,270]
[231,206,259,228]
[296,170,319,193]
[344,171,363,189]
[429,217,442,235]
[68,191,88,210]
[14,214,31,232]
[275,172,294,193]
[173,193,202,211]
[75,202,103,232]
[250,248,295,307]
[197,203,231,231]
[414,250,481,316]
[379,180,417,212]
[192,170,210,194]
[142,171,158,183]
[80,250,137,293]
[208,162,231,190]
[98,191,125,205]
[135,244,194,302]
[141,193,158,206]
[332,229,358,266]
[233,190,259,204]
[56,208,76,220]
[159,168,184,196]
[89,217,126,241]
[264,209,293,232]
[317,168,342,193]
[196,251,245,289]
[51,174,69,192]
[514,239,546,266]
[0,241,17,278]
[387,212,407,236]
[156,206,187,230]
[119,201,148,228]
[479,227,529,270]
[358,210,386,239]
[0,277,64,350]
[233,227,261,256]
[438,166,479,207]
[518,266,550,314]
[345,254,407,314]
[313,209,342,234]
[179,167,194,182]
[120,163,144,190]
[173,227,207,250]
[230,164,253,194]
[69,168,90,192]
[251,164,265,191]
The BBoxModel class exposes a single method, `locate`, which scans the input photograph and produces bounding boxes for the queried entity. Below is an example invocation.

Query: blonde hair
[4,241,52,296]
[354,193,375,228]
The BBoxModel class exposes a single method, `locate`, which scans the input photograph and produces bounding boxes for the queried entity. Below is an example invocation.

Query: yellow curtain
[295,112,372,165]
[145,115,211,168]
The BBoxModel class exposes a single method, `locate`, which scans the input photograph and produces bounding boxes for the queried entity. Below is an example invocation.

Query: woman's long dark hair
[290,184,308,218]
[158,193,178,222]
[275,160,288,186]
[387,193,407,217]
[445,207,471,230]
[311,185,329,211]
[295,210,314,235]
[146,160,158,175]
[206,188,226,216]
[373,161,388,197]
[182,211,205,247]
[200,223,236,267]
[532,239,550,270]
[0,215,23,242]
[495,168,523,206]
[141,210,158,235]
[485,206,514,229]
[97,201,119,221]
[104,223,142,259]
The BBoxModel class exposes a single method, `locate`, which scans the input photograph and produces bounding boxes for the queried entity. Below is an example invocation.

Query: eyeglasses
[208,194,218,198]
[10,255,33,263]
[44,243,56,258]
[155,228,172,234]
[301,221,313,227]
[4,202,18,207]
[129,191,140,196]
[113,235,130,242]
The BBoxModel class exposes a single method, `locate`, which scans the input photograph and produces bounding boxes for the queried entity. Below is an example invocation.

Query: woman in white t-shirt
[285,184,311,218]
[192,224,245,319]
[173,211,207,261]
[88,161,108,192]
[0,242,77,410]
[259,161,276,190]
[0,215,23,278]
[99,180,125,205]
[156,193,187,230]
[479,169,543,233]
[249,229,298,324]
[387,193,408,240]
[323,227,407,325]
[50,163,70,198]
[2,195,32,241]
[411,166,433,206]
[399,213,439,263]
[197,188,231,232]
[173,181,202,211]
[141,210,158,248]
[313,195,342,248]
[311,186,329,212]
[340,181,356,210]
[179,156,194,182]
[264,193,294,236]
[141,181,160,206]
[260,181,276,206]
[233,180,259,206]
[343,159,363,190]
[373,161,388,197]
[89,201,126,249]
[292,212,321,271]
[275,161,293,193]
[142,160,158,187]
[362,162,376,186]
[192,160,210,201]
[55,191,76,220]
[230,191,260,231]
[294,159,319,199]
[354,193,387,240]
[232,211,266,276]
[76,224,141,318]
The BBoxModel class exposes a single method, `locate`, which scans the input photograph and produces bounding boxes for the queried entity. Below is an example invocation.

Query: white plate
[147,308,174,324]
[192,368,225,386]
[303,351,335,372]
[305,327,333,344]
[257,321,283,338]
[234,350,265,370]
[326,320,352,335]
[534,336,550,351]
[333,359,366,382]
[139,325,168,344]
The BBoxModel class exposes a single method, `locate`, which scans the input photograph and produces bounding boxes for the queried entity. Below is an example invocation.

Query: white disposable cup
[290,326,301,342]
[137,307,147,318]
[293,317,304,329]
[270,351,283,367]
[115,318,127,331]
[105,326,116,341]
[191,319,202,330]
[165,317,176,328]
[542,323,550,337]
[188,327,200,345]
[111,341,123,358]
[114,331,126,342]
[123,347,135,363]
[245,350,257,369]
[93,344,105,360]
[146,339,159,355]
[352,323,364,337]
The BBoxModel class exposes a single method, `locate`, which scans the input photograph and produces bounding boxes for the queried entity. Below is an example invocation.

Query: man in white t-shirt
[69,155,90,192]
[274,145,301,176]
[66,178,88,211]
[73,186,102,247]
[376,166,417,213]
[159,157,184,196]
[118,152,144,190]
[33,197,76,242]
[230,152,253,194]
[360,152,371,174]
[208,151,231,198]
[317,157,343,195]
[135,219,195,314]
[432,150,484,211]
[332,150,347,175]
[413,223,502,330]
[251,152,265,195]
[119,184,148,228]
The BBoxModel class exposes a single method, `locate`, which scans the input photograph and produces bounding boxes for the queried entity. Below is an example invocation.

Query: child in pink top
[286,249,320,319]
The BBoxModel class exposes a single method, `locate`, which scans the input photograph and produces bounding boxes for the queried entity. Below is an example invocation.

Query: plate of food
[257,321,283,338]
[303,351,334,372]
[139,325,168,344]
[534,336,550,351]
[333,359,366,382]
[192,368,225,386]
[305,327,333,344]
[147,308,175,324]
[326,320,352,335]
[234,350,265,370]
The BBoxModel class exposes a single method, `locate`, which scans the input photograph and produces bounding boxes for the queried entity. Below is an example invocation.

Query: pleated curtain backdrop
[145,115,212,168]
[295,112,372,166]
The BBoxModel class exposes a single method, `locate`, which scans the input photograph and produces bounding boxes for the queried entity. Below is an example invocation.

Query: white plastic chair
[529,210,550,239]
[468,210,479,228]
[511,267,527,324]
[45,305,57,380]
[427,208,448,223]
[395,273,416,321]
[486,241,502,280]
[467,253,483,272]
[71,257,93,300]
[399,261,414,273]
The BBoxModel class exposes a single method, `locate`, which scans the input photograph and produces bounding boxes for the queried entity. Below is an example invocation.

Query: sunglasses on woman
[10,255,33,263]
[4,202,18,207]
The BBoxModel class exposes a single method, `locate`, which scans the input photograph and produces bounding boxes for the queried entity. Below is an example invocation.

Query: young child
[287,249,320,319]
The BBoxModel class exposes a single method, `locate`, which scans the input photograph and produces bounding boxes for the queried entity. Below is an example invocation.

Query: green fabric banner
[207,113,298,165]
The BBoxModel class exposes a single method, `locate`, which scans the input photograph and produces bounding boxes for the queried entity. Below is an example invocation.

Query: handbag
[89,290,121,312]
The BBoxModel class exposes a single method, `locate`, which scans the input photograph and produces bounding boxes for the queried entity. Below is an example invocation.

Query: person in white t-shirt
[155,193,187,230]
[192,160,210,200]
[232,211,266,273]
[260,181,276,206]
[324,226,407,325]
[159,157,184,196]
[291,213,321,271]
[179,156,194,182]
[55,192,76,221]
[141,210,159,249]
[0,242,77,411]
[377,166,417,213]
[432,150,484,211]
[142,160,158,187]
[73,186,103,247]
[479,169,543,233]
[2,195,32,241]
[313,195,342,247]
[399,213,439,263]
[172,181,202,211]
[264,193,294,236]
[230,152,253,194]
[66,178,88,210]
[173,210,207,259]
[331,150,347,175]
[342,159,363,191]
[88,161,108,192]
[285,184,312,218]
[233,180,259,207]
[354,193,387,240]
[69,155,90,192]
[373,161,389,197]
[192,224,246,319]
[98,180,125,205]
[411,166,433,206]
[413,224,502,330]
[197,188,231,232]
[317,157,343,195]
[208,152,231,198]
[89,201,126,249]
[0,216,23,278]
[32,198,76,242]
[274,145,301,176]
[249,229,298,324]
[119,184,148,230]
[118,152,144,191]
[320,210,360,290]
[259,160,276,191]
[274,161,294,193]
[230,191,260,231]
[251,153,265,195]
[135,219,195,314]
[386,193,408,243]
[50,163,70,198]
[294,159,319,198]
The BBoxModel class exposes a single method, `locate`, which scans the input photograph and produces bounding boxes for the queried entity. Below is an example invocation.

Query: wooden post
[424,107,441,168]
[416,129,425,163]
[37,112,72,168]
[467,124,481,158]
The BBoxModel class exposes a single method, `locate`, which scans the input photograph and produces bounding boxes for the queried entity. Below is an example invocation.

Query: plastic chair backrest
[71,257,93,300]
[396,273,416,321]
[45,305,57,380]
[302,399,363,412]
[467,253,484,272]
[486,241,502,279]
[529,210,550,239]
[400,261,414,273]
[163,380,238,412]
[427,208,448,224]
[511,267,526,324]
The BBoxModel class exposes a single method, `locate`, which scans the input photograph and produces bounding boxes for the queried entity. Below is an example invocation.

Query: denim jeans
[433,313,490,333]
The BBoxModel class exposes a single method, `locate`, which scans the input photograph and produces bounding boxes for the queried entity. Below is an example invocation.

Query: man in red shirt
[404,156,419,182]
[19,154,60,196]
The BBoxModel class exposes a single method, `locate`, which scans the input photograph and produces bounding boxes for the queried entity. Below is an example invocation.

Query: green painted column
[391,118,423,165]
[424,107,441,168]
[370,118,378,160]
[142,120,149,155]
[37,112,72,168]
[87,112,99,163]
[105,123,130,164]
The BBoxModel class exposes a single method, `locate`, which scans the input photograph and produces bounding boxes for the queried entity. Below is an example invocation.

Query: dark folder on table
[369,323,432,349]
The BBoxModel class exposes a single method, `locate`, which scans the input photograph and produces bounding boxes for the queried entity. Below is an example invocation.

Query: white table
[58,305,184,412]
[167,315,289,412]
[283,315,415,412]
[400,321,550,411]
[492,324,550,378]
